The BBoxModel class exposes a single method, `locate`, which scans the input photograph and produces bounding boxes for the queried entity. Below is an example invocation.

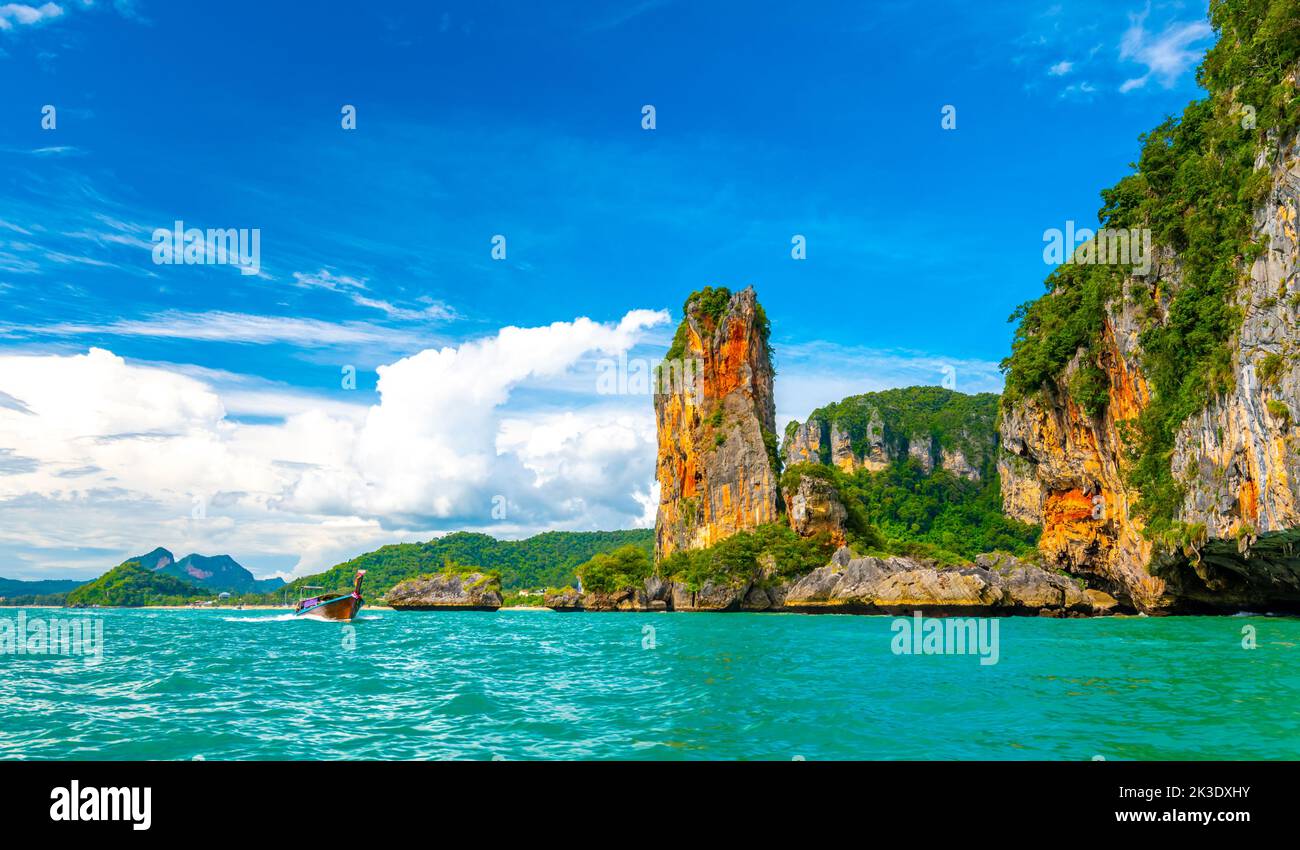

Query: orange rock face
[1002,137,1300,612]
[782,474,848,548]
[654,287,779,560]
[1000,308,1164,610]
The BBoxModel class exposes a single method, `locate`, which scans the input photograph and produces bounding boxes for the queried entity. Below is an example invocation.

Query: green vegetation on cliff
[1001,0,1300,538]
[663,286,773,370]
[65,562,205,607]
[796,386,1001,471]
[839,462,1038,563]
[782,460,1040,565]
[277,529,654,599]
[780,386,1035,563]
[658,522,835,590]
[571,524,836,594]
[577,545,655,594]
[778,462,879,544]
[407,559,503,584]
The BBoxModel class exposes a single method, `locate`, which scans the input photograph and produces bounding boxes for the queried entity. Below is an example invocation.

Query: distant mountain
[129,546,177,571]
[66,561,205,607]
[0,577,87,597]
[128,548,286,594]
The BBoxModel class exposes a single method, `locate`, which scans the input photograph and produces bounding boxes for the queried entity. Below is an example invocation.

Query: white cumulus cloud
[0,309,670,579]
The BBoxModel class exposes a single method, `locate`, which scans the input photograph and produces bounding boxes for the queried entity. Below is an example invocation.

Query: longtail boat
[294,570,366,621]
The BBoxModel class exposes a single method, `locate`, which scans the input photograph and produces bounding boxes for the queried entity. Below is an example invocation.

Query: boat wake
[221,614,298,623]
[220,613,382,623]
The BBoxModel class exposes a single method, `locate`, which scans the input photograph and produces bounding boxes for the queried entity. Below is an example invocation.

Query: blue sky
[0,0,1216,579]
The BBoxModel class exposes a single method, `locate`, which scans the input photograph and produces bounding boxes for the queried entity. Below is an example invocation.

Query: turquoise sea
[2,608,1298,760]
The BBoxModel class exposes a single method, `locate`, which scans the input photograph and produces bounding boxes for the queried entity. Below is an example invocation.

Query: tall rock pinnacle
[654,286,780,560]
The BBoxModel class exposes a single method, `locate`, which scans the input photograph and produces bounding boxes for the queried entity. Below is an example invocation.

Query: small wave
[440,689,498,716]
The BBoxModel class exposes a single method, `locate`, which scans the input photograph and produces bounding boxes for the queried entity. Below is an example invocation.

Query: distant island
[0,576,86,606]
[1,546,285,607]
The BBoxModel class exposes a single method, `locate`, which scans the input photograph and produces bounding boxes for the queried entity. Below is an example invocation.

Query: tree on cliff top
[576,546,654,594]
[663,286,773,372]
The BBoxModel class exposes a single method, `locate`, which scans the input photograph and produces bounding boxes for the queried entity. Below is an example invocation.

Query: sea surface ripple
[2,609,1297,760]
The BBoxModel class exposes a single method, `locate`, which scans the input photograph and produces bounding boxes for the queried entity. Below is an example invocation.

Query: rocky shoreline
[386,571,504,611]
[542,548,1121,617]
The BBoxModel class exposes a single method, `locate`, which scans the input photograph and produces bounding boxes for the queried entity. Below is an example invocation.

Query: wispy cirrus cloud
[1118,5,1213,93]
[0,219,34,235]
[28,145,80,156]
[1060,81,1099,101]
[351,295,458,322]
[1015,3,1210,100]
[291,268,368,293]
[294,268,458,322]
[4,310,442,349]
[584,0,674,33]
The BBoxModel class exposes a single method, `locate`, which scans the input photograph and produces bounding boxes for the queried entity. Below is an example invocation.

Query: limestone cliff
[778,386,1039,560]
[998,311,1160,608]
[654,287,780,559]
[781,471,848,547]
[1004,147,1300,611]
[783,387,999,481]
[1165,146,1300,609]
[999,27,1300,612]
